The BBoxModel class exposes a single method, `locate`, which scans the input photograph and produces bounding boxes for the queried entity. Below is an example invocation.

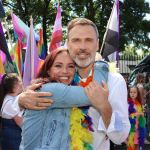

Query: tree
[3,0,55,53]
[120,0,150,52]
[2,0,150,54]
[61,0,150,53]
[61,0,114,47]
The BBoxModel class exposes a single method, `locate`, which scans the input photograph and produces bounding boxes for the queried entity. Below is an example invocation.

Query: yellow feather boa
[70,108,93,150]
[69,61,117,150]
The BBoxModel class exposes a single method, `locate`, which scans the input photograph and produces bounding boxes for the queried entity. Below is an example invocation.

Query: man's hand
[19,83,53,110]
[85,80,112,128]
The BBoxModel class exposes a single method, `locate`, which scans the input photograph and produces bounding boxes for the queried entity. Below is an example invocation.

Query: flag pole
[30,16,34,79]
[99,27,108,54]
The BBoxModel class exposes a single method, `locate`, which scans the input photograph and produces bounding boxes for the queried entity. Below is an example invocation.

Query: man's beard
[74,54,95,68]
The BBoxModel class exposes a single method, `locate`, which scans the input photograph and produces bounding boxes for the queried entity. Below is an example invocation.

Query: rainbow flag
[11,40,23,77]
[38,28,46,59]
[49,3,62,52]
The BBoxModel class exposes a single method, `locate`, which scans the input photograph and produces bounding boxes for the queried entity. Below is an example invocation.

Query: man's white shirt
[87,72,130,150]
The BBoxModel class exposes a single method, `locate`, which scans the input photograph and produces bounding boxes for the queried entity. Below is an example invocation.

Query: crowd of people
[0,17,149,150]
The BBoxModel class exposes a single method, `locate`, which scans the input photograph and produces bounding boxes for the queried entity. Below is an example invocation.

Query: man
[15,18,130,149]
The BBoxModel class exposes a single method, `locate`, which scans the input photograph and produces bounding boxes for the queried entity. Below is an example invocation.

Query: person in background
[123,74,129,86]
[136,73,145,104]
[0,73,23,150]
[144,72,150,142]
[127,85,146,150]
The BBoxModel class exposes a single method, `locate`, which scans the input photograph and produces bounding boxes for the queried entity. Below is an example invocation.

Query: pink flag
[49,4,62,52]
[11,12,39,43]
[23,18,39,87]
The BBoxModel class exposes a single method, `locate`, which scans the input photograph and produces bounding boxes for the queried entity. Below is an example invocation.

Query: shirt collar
[79,69,93,82]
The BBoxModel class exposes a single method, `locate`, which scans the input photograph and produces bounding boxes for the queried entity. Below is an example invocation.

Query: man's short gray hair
[67,18,99,39]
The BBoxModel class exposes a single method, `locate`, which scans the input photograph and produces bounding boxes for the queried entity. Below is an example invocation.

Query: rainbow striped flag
[38,28,46,59]
[12,40,23,77]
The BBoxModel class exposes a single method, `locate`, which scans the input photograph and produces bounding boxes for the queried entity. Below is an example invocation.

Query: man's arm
[98,73,130,144]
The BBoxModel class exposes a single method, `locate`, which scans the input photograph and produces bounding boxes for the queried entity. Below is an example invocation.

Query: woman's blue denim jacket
[20,61,109,150]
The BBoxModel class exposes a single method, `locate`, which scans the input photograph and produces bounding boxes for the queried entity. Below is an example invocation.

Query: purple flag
[23,18,39,87]
[0,22,13,63]
[101,0,119,61]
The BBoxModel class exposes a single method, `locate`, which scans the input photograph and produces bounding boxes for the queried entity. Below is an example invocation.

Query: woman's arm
[38,61,109,109]
[39,83,91,108]
[15,61,108,110]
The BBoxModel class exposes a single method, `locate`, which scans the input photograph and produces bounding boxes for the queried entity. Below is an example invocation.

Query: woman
[20,47,109,150]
